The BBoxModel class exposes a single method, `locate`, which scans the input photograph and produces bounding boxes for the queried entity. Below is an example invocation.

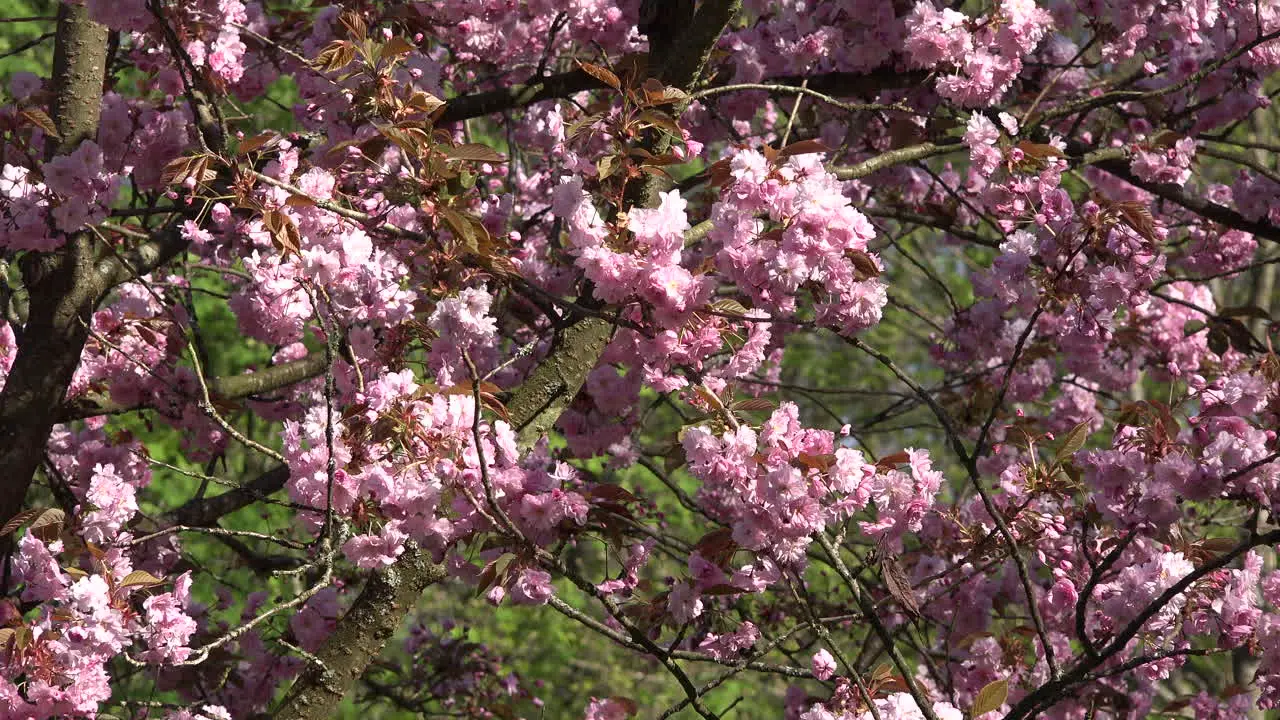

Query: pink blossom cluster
[85,0,251,84]
[904,0,1053,106]
[1,424,215,717]
[708,149,887,335]
[5,538,198,717]
[1076,369,1278,530]
[8,0,1280,717]
[282,361,604,585]
[1129,136,1198,186]
[798,690,965,720]
[552,179,711,326]
[683,402,944,573]
[224,164,417,348]
[0,141,121,251]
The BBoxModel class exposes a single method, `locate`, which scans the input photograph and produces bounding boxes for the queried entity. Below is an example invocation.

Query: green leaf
[447,143,506,163]
[1054,422,1091,464]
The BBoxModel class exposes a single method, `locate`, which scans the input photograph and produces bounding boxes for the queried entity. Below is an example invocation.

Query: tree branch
[834,140,963,181]
[272,546,446,720]
[61,347,331,420]
[1068,140,1280,244]
[167,465,290,527]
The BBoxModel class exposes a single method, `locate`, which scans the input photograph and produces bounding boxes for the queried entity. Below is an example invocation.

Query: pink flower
[811,648,837,680]
[629,189,690,260]
[140,572,197,663]
[13,533,68,603]
[82,463,139,543]
[341,522,408,569]
[667,580,703,623]
[510,568,553,605]
[584,697,634,720]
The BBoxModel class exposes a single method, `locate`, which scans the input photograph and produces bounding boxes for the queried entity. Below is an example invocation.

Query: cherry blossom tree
[2,0,1280,718]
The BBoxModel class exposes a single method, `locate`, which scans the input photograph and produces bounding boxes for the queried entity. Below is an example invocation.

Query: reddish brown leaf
[881,553,921,618]
[407,91,446,116]
[29,509,65,543]
[438,206,479,254]
[796,452,835,472]
[642,85,689,106]
[1149,130,1182,149]
[313,40,356,73]
[120,570,165,588]
[731,398,776,412]
[20,108,59,139]
[160,155,215,187]
[607,697,639,717]
[776,139,832,160]
[0,507,43,538]
[845,249,881,280]
[442,381,503,396]
[565,112,606,140]
[262,209,302,258]
[338,9,367,41]
[586,484,639,504]
[1014,140,1065,161]
[693,528,738,567]
[379,36,415,61]
[636,109,681,136]
[875,451,910,471]
[577,61,621,91]
[237,131,277,155]
[1115,202,1161,244]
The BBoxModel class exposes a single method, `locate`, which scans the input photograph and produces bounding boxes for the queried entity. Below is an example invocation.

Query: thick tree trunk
[0,4,109,537]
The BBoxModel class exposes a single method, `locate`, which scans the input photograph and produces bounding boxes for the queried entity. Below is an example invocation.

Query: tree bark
[272,547,446,720]
[0,3,109,536]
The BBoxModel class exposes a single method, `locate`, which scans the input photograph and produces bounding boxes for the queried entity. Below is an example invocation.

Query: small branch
[689,83,919,116]
[814,533,943,720]
[61,348,330,420]
[834,141,963,181]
